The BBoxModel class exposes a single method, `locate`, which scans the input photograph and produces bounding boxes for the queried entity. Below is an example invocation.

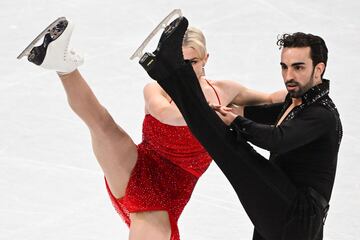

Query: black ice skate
[130,9,182,61]
[130,9,188,80]
[17,17,83,75]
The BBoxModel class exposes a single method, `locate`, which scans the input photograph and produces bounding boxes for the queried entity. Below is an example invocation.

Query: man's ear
[315,62,326,80]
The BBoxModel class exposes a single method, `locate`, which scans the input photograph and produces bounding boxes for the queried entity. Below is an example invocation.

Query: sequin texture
[106,114,212,240]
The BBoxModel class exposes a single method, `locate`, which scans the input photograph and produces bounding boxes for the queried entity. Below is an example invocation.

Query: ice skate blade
[17,17,67,60]
[130,9,182,60]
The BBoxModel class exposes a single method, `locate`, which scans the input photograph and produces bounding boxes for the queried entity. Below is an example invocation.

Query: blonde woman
[20,18,285,240]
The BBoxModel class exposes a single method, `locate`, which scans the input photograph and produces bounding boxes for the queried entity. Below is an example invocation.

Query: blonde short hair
[183,26,207,60]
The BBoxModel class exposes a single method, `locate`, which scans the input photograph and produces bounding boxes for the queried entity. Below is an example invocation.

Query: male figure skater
[139,16,342,240]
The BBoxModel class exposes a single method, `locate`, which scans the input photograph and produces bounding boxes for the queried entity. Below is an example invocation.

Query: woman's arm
[143,82,185,126]
[220,80,286,106]
[269,89,287,104]
[213,80,286,124]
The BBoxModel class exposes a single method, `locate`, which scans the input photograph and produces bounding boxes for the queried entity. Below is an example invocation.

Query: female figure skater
[20,18,285,240]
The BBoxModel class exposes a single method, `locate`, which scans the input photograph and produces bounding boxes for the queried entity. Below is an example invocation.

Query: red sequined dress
[106,80,220,240]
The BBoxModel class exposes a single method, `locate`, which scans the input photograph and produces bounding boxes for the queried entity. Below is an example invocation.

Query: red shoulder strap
[205,79,221,105]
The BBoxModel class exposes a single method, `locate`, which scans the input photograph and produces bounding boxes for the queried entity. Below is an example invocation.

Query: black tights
[155,63,324,240]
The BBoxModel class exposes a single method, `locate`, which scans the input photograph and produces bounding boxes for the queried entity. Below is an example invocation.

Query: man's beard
[286,68,315,98]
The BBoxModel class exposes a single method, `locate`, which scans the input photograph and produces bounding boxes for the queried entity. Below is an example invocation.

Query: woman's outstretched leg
[58,70,138,198]
[20,17,138,199]
[129,211,172,240]
[21,17,172,239]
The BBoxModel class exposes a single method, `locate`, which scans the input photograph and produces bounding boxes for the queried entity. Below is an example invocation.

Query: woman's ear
[203,53,209,65]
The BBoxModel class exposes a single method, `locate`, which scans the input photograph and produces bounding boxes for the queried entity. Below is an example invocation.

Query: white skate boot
[17,17,83,75]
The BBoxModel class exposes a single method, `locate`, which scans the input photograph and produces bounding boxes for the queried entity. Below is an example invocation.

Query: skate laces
[68,48,83,63]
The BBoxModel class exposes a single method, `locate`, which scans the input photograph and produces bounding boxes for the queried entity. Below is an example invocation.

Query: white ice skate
[129,9,182,60]
[17,17,83,75]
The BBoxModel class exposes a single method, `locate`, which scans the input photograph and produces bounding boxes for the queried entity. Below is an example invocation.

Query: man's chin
[288,90,302,98]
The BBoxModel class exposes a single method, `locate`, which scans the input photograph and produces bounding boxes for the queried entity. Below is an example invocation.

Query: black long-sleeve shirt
[230,80,342,201]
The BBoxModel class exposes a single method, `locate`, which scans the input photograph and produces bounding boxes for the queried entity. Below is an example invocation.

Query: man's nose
[284,69,294,81]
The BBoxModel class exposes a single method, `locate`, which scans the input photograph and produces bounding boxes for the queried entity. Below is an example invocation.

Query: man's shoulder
[315,96,340,118]
[302,97,341,128]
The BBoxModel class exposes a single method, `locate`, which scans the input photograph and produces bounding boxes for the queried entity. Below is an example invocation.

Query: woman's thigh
[91,123,138,198]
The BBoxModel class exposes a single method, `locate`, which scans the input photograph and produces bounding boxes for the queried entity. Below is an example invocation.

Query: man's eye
[191,60,198,65]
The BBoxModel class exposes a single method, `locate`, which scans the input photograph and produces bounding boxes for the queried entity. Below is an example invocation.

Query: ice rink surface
[1,0,359,239]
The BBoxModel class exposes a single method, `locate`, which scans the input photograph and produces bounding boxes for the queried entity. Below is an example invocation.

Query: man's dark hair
[277,32,328,77]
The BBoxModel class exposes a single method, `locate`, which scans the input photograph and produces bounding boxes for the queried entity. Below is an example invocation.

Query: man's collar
[285,79,330,105]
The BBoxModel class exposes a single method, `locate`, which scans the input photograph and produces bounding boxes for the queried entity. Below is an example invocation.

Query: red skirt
[106,143,199,240]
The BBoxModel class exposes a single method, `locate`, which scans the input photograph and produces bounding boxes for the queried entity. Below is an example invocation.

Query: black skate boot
[139,16,189,81]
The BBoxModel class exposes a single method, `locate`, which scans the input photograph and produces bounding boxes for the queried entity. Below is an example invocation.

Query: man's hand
[209,103,238,126]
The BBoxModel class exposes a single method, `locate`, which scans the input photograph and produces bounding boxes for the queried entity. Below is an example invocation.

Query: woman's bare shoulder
[143,82,171,101]
[143,81,165,93]
[143,81,160,90]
